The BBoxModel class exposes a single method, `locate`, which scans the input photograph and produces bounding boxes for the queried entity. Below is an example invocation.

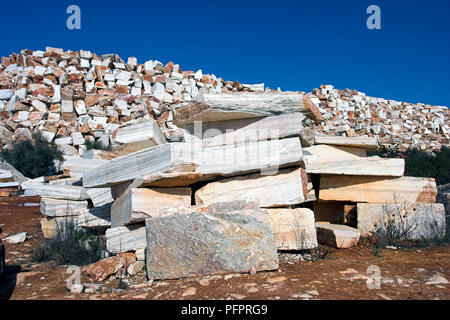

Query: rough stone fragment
[357,203,446,240]
[315,223,361,248]
[319,176,437,203]
[86,187,114,207]
[4,232,27,244]
[106,225,147,254]
[83,256,123,282]
[145,211,278,280]
[196,167,307,208]
[265,208,318,250]
[112,119,167,156]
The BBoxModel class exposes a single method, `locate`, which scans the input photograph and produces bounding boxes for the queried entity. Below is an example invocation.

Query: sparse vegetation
[84,139,111,151]
[371,199,448,256]
[33,218,105,266]
[0,133,63,179]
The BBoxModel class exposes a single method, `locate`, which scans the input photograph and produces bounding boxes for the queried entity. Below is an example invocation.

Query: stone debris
[309,85,448,152]
[0,47,447,286]
[426,274,449,285]
[111,119,167,156]
[105,225,147,254]
[4,232,27,244]
[315,223,361,248]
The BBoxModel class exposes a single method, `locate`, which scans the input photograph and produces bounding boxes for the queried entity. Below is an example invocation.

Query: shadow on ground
[0,264,21,300]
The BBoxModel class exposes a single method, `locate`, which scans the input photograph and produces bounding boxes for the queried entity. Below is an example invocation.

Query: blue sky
[1,0,449,106]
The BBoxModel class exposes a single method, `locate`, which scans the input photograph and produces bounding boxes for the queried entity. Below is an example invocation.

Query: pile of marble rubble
[0,47,448,158]
[17,89,446,282]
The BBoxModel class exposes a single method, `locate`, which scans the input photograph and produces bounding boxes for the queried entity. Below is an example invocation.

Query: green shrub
[368,147,450,185]
[0,133,62,178]
[84,139,111,151]
[33,218,105,266]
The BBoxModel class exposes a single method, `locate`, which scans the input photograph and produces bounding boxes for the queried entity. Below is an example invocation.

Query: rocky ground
[0,204,449,300]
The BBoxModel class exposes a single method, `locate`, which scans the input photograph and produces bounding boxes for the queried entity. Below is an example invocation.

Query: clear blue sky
[1,0,449,106]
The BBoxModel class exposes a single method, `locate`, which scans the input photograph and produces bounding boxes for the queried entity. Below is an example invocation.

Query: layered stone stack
[1,47,448,282]
[307,136,446,245]
[308,85,449,152]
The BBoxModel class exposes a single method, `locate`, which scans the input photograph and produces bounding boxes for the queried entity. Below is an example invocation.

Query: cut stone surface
[181,113,313,147]
[23,184,89,201]
[357,203,446,240]
[319,176,437,203]
[315,223,361,248]
[77,204,112,229]
[112,119,167,156]
[40,197,88,217]
[86,187,114,207]
[137,172,202,187]
[111,183,192,227]
[303,144,367,162]
[195,167,308,208]
[0,170,13,182]
[82,143,198,188]
[196,137,303,180]
[145,211,278,280]
[174,92,320,125]
[314,135,378,149]
[62,157,109,178]
[106,225,147,254]
[304,156,404,176]
[265,208,318,250]
[157,199,260,218]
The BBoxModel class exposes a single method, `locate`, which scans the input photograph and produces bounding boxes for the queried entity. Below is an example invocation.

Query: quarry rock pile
[0,47,448,157]
[0,47,448,282]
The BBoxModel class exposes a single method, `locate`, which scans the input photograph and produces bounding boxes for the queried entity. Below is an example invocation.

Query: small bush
[33,218,105,266]
[85,139,111,151]
[0,133,62,179]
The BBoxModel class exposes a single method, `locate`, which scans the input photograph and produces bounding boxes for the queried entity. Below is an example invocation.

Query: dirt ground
[0,203,449,300]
